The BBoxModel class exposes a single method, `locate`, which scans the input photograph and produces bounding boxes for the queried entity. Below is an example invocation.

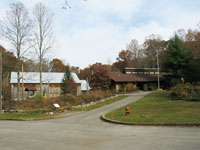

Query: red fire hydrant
[125,107,130,116]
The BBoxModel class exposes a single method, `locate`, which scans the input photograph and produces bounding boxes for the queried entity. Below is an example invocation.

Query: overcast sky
[0,0,200,69]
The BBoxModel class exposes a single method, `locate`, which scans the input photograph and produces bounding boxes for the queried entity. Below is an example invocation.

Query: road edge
[100,114,200,127]
[0,111,81,121]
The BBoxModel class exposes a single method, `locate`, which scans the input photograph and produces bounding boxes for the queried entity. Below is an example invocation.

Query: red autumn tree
[78,62,111,80]
[89,69,110,90]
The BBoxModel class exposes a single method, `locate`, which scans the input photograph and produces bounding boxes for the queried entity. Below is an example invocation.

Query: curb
[100,114,200,127]
[0,112,80,121]
[72,95,119,109]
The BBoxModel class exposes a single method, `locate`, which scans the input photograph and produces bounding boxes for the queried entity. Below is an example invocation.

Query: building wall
[11,83,81,100]
[112,81,161,93]
[76,83,82,96]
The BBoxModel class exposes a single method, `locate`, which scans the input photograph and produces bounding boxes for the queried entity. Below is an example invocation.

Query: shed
[10,72,89,100]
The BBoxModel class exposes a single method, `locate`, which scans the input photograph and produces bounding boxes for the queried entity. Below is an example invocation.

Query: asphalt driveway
[0,92,200,150]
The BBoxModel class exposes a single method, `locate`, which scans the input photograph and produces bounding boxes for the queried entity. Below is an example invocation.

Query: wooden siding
[11,83,82,100]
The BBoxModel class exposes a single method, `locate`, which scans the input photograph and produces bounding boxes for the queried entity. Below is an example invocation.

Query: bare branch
[63,0,87,10]
[0,2,33,100]
[33,2,54,95]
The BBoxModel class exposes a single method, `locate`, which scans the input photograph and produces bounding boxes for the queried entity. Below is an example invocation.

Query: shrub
[170,83,200,100]
[34,94,44,100]
[125,83,137,92]
[104,90,113,98]
[63,94,80,105]
[5,90,114,112]
[80,90,113,103]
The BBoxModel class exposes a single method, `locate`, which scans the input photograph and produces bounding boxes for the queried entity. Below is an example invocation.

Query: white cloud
[85,0,144,20]
[142,0,200,30]
[0,3,7,19]
[1,0,200,69]
[162,9,200,30]
[56,23,128,68]
[127,21,175,44]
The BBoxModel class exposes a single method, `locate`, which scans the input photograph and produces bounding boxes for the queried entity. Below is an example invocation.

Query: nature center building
[107,68,166,92]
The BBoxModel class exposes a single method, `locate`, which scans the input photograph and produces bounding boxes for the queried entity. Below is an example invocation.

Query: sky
[0,0,200,69]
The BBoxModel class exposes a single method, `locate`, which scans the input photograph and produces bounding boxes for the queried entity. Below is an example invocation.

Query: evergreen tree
[63,66,71,81]
[61,66,76,94]
[162,35,193,84]
[190,59,200,82]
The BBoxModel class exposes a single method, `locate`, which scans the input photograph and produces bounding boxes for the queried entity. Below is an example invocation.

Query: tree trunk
[40,59,42,95]
[17,58,20,100]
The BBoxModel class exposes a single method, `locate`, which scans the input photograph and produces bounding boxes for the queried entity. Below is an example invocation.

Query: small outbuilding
[10,72,89,100]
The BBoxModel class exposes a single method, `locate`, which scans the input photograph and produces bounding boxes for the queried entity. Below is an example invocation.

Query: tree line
[0,2,200,100]
[79,28,200,82]
[1,26,200,99]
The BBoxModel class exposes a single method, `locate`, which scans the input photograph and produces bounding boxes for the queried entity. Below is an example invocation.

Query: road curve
[0,92,200,150]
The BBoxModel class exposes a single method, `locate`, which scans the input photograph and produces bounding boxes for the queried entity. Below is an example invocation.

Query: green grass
[105,91,200,124]
[0,113,53,120]
[76,96,127,111]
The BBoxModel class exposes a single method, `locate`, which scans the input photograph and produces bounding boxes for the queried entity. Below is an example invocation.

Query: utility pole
[157,50,160,90]
[0,51,2,113]
[22,64,24,100]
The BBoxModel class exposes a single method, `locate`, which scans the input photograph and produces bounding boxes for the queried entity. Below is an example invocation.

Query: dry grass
[4,90,114,113]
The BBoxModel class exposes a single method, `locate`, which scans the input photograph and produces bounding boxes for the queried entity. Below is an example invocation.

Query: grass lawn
[0,113,54,120]
[76,96,127,111]
[105,91,200,124]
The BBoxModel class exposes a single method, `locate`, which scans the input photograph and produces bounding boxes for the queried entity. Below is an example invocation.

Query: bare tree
[126,39,139,59]
[175,29,186,41]
[33,2,54,95]
[0,2,33,100]
[143,34,162,58]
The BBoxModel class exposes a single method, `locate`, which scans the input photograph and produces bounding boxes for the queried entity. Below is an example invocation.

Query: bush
[170,83,200,100]
[125,83,137,92]
[80,90,113,103]
[5,90,114,112]
[104,90,113,98]
[34,94,44,100]
[63,94,80,105]
[6,96,70,112]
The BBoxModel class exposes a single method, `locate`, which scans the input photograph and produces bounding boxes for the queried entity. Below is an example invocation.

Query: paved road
[1,92,200,150]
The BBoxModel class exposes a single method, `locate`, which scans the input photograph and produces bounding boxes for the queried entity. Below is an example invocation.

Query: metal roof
[10,72,81,84]
[80,80,91,91]
[10,72,90,91]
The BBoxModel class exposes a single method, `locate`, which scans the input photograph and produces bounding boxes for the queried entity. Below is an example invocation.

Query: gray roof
[80,80,91,91]
[10,72,90,91]
[10,72,81,84]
